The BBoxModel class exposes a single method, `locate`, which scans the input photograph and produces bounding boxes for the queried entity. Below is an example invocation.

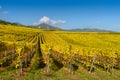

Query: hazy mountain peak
[36,23,60,30]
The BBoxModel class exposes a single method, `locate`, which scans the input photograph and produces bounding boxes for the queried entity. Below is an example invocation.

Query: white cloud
[51,20,66,25]
[34,16,66,25]
[40,16,50,23]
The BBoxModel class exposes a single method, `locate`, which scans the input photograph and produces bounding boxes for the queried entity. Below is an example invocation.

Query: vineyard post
[16,47,23,76]
[12,47,15,60]
[118,55,120,70]
[89,53,96,73]
[19,47,24,76]
[116,53,120,70]
[68,45,74,74]
[119,60,120,70]
[25,55,27,68]
[46,48,51,73]
[4,50,7,64]
[19,57,23,76]
[111,52,115,74]
[106,65,110,73]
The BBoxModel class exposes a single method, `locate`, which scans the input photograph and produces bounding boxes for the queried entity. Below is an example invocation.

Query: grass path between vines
[0,66,120,80]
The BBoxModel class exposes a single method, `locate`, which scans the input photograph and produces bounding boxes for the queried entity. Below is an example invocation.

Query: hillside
[0,20,114,32]
[36,23,60,30]
[0,19,24,26]
[36,23,113,32]
[0,23,120,80]
[67,28,113,32]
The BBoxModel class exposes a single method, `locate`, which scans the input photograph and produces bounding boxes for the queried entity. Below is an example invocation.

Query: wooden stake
[89,53,96,73]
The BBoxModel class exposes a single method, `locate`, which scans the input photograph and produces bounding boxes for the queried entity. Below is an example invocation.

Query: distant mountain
[35,23,113,32]
[67,28,113,32]
[36,23,61,30]
[0,19,115,32]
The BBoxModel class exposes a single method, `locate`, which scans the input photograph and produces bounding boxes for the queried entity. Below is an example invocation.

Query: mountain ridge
[36,23,60,30]
[0,19,115,32]
[67,28,114,32]
[35,23,113,32]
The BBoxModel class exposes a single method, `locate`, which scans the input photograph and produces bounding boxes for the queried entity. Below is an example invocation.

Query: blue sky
[0,0,120,31]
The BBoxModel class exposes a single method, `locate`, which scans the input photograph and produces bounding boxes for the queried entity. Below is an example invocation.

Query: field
[0,24,120,80]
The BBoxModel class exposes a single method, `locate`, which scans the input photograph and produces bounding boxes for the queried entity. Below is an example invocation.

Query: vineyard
[0,24,120,80]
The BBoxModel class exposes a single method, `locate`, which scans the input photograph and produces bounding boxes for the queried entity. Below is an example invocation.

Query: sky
[0,0,120,31]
